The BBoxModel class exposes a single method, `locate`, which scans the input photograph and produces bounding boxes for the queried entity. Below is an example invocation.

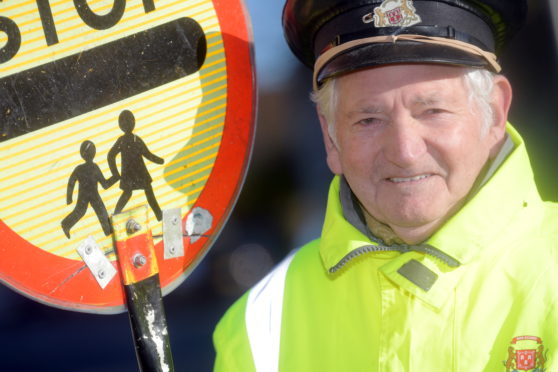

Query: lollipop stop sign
[0,0,255,369]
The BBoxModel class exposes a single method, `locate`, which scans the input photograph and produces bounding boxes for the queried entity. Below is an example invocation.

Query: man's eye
[424,108,446,115]
[356,117,383,126]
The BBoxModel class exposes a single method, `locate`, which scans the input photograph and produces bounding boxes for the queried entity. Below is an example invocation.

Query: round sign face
[0,0,255,313]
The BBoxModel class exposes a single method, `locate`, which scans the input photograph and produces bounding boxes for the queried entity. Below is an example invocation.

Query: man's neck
[361,206,443,245]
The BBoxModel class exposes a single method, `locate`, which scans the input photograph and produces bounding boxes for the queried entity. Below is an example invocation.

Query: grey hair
[463,68,495,136]
[310,77,338,143]
[310,68,496,142]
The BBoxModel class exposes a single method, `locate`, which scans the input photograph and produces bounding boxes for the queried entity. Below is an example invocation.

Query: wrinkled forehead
[336,64,469,95]
[334,65,472,113]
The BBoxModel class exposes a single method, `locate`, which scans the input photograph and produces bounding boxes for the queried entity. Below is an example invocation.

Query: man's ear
[488,74,513,149]
[318,112,343,175]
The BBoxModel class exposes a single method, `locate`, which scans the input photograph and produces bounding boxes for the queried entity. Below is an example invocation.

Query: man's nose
[382,117,427,167]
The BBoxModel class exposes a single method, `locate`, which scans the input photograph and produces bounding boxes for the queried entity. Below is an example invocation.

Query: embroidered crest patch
[363,0,422,28]
[503,336,547,372]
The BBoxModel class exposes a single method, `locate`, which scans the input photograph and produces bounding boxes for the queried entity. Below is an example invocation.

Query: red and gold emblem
[504,336,547,372]
[365,0,422,28]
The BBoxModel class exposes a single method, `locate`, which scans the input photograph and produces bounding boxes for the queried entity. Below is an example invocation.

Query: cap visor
[317,41,489,85]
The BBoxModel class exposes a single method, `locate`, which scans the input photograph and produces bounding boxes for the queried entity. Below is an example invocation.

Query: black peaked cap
[282,0,528,86]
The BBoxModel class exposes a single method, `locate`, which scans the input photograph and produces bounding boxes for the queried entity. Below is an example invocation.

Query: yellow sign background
[0,0,227,260]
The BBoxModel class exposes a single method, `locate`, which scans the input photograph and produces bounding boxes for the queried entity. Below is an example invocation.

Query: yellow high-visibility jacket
[213,125,558,371]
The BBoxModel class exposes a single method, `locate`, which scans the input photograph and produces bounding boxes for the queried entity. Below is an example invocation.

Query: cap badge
[503,335,548,372]
[364,0,422,28]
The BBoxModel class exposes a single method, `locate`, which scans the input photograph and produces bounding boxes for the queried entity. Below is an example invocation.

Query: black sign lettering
[74,0,126,30]
[0,16,21,64]
[36,0,59,46]
[0,17,207,141]
[142,0,155,13]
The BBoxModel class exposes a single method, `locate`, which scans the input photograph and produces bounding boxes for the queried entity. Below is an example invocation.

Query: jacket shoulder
[212,242,319,371]
[213,292,255,372]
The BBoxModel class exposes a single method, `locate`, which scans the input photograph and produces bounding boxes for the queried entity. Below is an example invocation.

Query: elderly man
[214,0,558,370]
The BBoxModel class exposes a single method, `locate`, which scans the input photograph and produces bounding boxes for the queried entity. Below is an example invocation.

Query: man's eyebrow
[413,94,442,106]
[346,105,384,117]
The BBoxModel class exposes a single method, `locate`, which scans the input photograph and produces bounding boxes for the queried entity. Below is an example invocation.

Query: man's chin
[381,208,446,241]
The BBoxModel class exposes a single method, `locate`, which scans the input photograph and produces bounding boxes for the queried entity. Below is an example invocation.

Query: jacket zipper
[329,243,460,273]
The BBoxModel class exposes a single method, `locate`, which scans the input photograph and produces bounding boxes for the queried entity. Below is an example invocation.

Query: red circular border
[0,0,256,313]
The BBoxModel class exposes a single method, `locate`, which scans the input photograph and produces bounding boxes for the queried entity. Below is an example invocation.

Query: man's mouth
[388,174,431,183]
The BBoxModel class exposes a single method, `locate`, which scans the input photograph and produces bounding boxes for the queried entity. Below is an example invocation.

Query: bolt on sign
[0,0,255,313]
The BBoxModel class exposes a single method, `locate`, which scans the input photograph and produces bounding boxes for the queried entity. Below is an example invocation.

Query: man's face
[321,64,508,243]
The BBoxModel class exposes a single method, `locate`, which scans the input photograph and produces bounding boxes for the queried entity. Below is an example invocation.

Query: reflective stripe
[245,249,297,372]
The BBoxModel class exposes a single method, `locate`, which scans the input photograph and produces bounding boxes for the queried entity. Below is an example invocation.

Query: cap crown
[282,0,528,68]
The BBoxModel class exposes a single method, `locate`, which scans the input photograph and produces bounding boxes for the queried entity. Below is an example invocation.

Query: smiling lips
[388,174,432,183]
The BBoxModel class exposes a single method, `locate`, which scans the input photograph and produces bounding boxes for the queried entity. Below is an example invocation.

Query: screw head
[126,219,141,235]
[97,269,105,279]
[85,245,93,255]
[133,254,147,268]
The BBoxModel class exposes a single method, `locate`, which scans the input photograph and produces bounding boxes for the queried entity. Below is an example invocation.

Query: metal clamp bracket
[162,208,184,259]
[76,236,117,289]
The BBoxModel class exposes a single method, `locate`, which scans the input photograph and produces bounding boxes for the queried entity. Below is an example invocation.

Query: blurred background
[1,0,558,370]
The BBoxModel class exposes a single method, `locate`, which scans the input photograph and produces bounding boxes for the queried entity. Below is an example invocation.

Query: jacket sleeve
[213,292,257,372]
[541,300,558,371]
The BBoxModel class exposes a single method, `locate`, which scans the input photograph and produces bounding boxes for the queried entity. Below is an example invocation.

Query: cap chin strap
[313,34,501,91]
